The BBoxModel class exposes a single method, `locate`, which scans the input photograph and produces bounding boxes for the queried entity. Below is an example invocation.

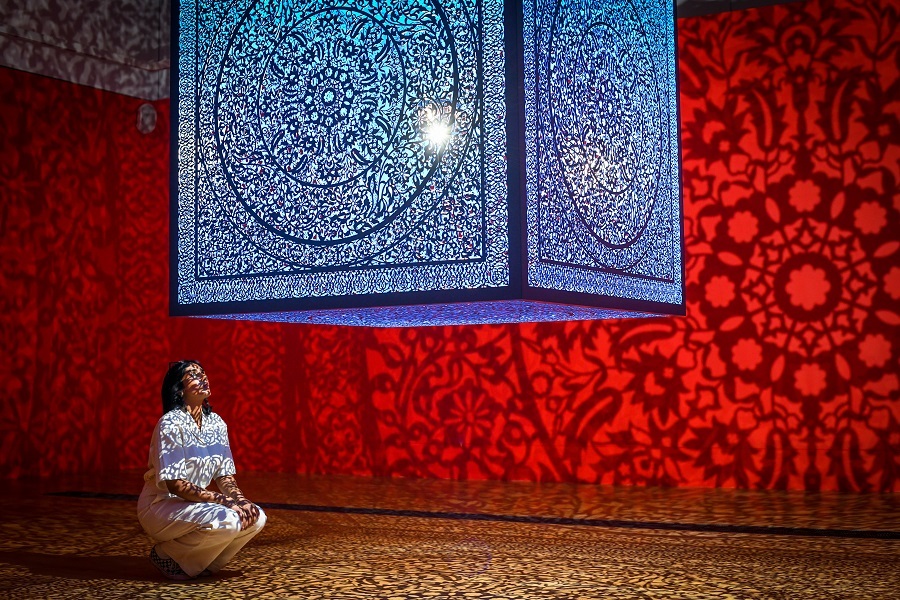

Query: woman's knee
[253,507,267,531]
[209,507,243,536]
[219,505,266,535]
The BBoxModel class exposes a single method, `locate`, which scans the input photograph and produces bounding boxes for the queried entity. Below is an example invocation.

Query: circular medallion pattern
[205,1,469,266]
[773,253,842,322]
[259,9,404,189]
[548,0,662,250]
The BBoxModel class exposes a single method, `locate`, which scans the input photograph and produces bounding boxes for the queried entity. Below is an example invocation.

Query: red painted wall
[1,0,897,491]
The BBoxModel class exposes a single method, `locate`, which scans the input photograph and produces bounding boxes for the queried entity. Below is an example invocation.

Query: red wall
[1,0,897,491]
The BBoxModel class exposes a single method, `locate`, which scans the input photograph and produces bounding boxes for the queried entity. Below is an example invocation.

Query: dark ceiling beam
[677,0,804,19]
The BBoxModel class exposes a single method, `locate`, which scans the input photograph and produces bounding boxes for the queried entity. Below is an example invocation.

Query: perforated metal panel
[172,0,683,325]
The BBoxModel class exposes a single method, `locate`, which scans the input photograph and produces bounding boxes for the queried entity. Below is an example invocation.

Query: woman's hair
[161,360,213,416]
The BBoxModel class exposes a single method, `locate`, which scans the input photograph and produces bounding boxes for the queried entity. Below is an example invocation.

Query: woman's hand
[236,499,261,523]
[215,475,259,530]
[236,499,260,530]
[165,478,260,530]
[221,497,260,530]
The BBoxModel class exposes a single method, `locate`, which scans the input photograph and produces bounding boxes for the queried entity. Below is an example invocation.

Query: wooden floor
[0,472,898,599]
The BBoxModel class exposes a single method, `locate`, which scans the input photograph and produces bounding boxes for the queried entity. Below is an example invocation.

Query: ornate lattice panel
[524,0,682,306]
[173,0,682,325]
[175,0,507,305]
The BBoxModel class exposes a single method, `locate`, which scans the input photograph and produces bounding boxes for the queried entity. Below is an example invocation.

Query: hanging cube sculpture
[171,0,683,326]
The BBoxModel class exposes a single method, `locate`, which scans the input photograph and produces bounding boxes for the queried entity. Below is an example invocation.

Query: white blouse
[140,409,237,505]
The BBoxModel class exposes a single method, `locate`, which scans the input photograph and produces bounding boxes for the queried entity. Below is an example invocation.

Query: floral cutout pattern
[0,0,897,491]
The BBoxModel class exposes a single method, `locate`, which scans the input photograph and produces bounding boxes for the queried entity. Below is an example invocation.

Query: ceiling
[676,0,799,18]
[0,0,800,101]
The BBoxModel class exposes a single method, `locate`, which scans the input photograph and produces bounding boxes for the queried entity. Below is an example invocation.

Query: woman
[137,360,266,580]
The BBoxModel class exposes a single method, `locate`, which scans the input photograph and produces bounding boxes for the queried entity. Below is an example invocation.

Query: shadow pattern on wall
[0,0,896,491]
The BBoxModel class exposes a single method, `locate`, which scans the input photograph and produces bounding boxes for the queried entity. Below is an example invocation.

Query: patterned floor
[0,472,898,599]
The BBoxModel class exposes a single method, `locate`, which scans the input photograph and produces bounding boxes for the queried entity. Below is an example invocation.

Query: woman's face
[181,364,210,405]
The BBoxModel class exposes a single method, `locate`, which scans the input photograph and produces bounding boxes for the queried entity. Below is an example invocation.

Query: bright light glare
[425,122,451,147]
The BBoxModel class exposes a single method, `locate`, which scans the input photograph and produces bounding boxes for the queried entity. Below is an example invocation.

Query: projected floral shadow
[1,0,896,492]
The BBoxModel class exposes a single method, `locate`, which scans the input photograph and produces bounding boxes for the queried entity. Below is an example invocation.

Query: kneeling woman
[138,360,266,580]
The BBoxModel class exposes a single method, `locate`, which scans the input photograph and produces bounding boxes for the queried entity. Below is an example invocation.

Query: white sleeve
[215,421,237,479]
[156,420,188,486]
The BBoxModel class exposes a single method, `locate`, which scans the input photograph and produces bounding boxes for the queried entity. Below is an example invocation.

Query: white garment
[137,409,265,577]
[140,409,236,504]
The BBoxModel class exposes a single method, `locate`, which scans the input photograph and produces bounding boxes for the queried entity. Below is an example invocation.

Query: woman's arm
[165,479,233,505]
[214,475,247,501]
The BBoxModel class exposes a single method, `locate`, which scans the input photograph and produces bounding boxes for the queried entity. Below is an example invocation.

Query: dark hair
[161,360,213,416]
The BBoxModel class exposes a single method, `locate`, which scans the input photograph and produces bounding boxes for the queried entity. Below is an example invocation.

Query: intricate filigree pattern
[176,0,508,306]
[1,0,897,491]
[524,0,682,306]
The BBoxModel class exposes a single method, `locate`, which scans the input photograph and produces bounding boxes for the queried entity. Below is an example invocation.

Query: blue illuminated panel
[523,0,683,306]
[207,301,657,327]
[175,0,508,306]
[173,0,683,325]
